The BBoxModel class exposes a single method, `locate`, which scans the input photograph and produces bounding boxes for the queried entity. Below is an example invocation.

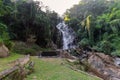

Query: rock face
[78,51,120,80]
[0,43,9,58]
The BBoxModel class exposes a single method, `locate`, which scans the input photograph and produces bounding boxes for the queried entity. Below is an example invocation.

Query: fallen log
[0,66,18,79]
[0,55,30,79]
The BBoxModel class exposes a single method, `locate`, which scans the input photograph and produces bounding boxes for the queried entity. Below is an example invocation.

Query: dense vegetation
[0,0,120,56]
[0,0,63,55]
[64,0,120,56]
[0,0,61,49]
[1,0,120,79]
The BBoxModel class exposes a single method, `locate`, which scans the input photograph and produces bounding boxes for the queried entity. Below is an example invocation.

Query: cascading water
[56,22,76,50]
[114,57,120,66]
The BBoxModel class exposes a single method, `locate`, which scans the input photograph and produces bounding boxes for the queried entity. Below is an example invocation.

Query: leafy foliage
[1,0,61,48]
[12,41,40,55]
[0,0,13,50]
[64,0,120,56]
[1,0,120,56]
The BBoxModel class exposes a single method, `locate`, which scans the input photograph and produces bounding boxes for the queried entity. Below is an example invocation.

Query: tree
[1,0,61,48]
[64,0,120,56]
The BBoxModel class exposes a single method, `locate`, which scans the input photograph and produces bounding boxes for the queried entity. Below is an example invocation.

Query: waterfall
[56,22,76,50]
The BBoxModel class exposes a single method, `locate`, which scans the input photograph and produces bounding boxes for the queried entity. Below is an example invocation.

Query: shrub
[0,38,3,44]
[4,40,14,50]
[111,50,120,57]
[95,40,112,54]
[92,46,102,52]
[78,38,89,48]
[12,41,41,55]
[24,48,37,55]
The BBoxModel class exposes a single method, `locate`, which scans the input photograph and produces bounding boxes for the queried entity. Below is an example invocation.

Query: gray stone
[88,55,105,69]
[0,43,9,58]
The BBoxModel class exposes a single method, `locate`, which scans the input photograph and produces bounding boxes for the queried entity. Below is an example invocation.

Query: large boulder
[0,43,9,58]
[82,52,120,80]
[88,54,105,69]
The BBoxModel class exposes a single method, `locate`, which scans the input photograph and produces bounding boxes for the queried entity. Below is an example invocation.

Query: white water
[114,57,120,66]
[56,22,76,50]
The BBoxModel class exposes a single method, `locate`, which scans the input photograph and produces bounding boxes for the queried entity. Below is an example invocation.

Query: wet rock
[78,51,120,80]
[96,53,114,62]
[111,78,120,80]
[88,55,105,69]
[79,51,88,60]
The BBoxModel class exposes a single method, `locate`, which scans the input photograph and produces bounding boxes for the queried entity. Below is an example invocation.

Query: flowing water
[56,22,76,50]
[114,57,120,66]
